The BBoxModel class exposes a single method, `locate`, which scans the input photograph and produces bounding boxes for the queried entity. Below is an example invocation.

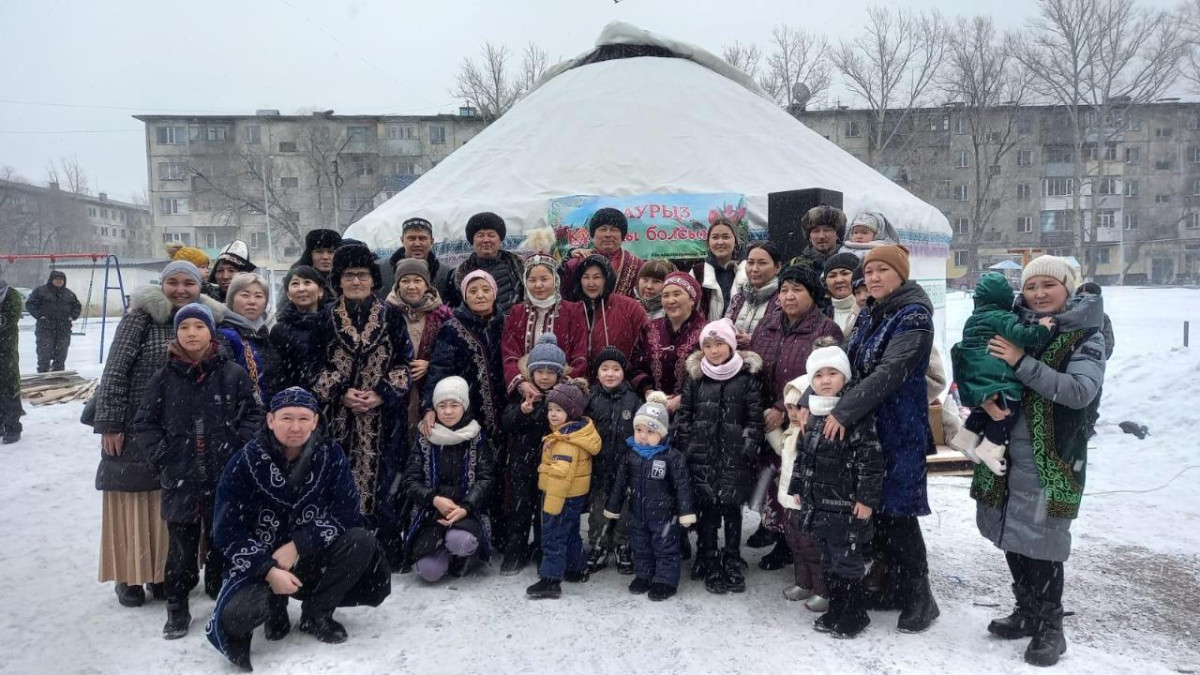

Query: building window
[1087,247,1111,264]
[1125,147,1140,164]
[1016,116,1032,134]
[1192,147,1200,164]
[1155,156,1174,170]
[158,197,187,214]
[347,125,372,139]
[1125,180,1140,197]
[1018,215,1033,233]
[162,232,191,245]
[1096,177,1119,195]
[280,176,299,188]
[1017,183,1032,199]
[1124,212,1139,230]
[955,116,968,134]
[953,250,969,267]
[1097,210,1116,228]
[845,119,861,137]
[352,159,375,177]
[243,125,261,144]
[1193,178,1200,196]
[1155,194,1172,204]
[929,114,949,132]
[1103,143,1118,161]
[159,162,185,181]
[387,123,418,140]
[155,126,185,145]
[955,150,970,168]
[953,217,969,235]
[988,164,1002,176]
[203,232,217,248]
[1156,127,1173,138]
[101,208,109,219]
[954,184,969,201]
[429,125,447,145]
[278,141,297,152]
[101,227,109,237]
[88,207,96,217]
[1042,178,1074,196]
[249,232,266,249]
[1044,146,1072,164]
[1016,149,1032,166]
[1126,116,1142,131]
[1041,210,1073,232]
[189,124,227,142]
[1190,213,1200,230]
[936,180,952,199]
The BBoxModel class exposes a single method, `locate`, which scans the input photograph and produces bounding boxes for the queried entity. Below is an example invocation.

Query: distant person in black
[26,270,82,372]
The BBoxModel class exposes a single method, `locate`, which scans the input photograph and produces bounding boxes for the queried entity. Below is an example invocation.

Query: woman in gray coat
[973,255,1106,668]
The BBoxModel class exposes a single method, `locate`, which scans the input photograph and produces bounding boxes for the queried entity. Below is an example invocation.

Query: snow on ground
[1,288,1198,674]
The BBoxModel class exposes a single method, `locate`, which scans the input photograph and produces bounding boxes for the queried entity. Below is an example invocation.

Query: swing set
[0,253,127,363]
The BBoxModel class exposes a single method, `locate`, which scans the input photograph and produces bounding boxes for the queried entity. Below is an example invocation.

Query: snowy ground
[1,287,1198,674]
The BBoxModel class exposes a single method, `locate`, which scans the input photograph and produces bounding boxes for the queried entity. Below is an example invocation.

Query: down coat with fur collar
[674,350,765,506]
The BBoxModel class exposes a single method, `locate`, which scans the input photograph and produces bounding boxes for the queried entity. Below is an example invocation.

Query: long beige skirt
[98,490,169,584]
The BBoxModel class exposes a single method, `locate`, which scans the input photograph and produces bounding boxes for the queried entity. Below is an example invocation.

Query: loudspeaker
[768,188,843,263]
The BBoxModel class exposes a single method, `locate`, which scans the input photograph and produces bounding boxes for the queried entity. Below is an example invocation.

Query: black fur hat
[330,244,382,293]
[466,212,506,243]
[588,207,629,239]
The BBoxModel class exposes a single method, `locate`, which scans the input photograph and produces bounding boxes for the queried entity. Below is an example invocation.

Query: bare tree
[44,157,90,196]
[453,42,521,123]
[186,152,305,244]
[722,40,762,78]
[0,169,89,256]
[943,16,1031,274]
[1182,0,1200,88]
[1012,0,1185,277]
[759,25,830,112]
[518,41,550,94]
[830,6,947,167]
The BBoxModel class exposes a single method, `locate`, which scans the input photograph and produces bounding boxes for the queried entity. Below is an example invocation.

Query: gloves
[678,513,696,528]
[603,510,620,520]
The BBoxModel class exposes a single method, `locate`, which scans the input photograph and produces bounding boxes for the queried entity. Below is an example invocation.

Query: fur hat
[270,387,320,414]
[588,207,628,239]
[863,244,911,284]
[700,317,738,350]
[161,260,203,286]
[528,333,567,376]
[165,243,211,268]
[304,229,342,252]
[1021,255,1079,295]
[824,252,861,278]
[433,376,470,409]
[547,380,588,421]
[806,343,853,383]
[466,212,506,243]
[215,240,255,272]
[592,346,629,377]
[173,301,215,335]
[662,271,701,303]
[460,269,498,300]
[331,244,382,292]
[225,272,270,308]
[393,258,431,286]
[401,217,433,234]
[850,211,888,236]
[634,390,671,437]
[802,205,847,241]
[779,264,826,305]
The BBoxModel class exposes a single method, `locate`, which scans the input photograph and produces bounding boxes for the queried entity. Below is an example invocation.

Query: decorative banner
[547,193,748,260]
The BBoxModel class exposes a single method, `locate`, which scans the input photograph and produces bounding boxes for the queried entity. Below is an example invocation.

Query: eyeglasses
[341,271,373,282]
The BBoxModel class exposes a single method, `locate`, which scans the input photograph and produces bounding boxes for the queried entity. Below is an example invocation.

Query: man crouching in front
[206,387,391,671]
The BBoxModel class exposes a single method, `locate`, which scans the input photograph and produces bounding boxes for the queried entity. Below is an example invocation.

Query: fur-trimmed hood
[130,284,227,325]
[685,349,763,379]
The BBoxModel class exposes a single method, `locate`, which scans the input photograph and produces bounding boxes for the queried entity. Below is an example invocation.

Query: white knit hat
[1020,255,1079,295]
[433,376,470,409]
[806,346,852,382]
[783,374,811,406]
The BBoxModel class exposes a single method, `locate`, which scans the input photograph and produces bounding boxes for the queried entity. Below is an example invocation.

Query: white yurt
[346,22,951,329]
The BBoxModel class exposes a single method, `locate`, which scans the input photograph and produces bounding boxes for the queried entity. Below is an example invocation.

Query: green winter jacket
[0,283,21,398]
[951,273,1052,408]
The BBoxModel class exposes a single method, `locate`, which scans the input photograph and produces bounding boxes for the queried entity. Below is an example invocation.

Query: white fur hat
[1020,255,1079,295]
[433,376,470,409]
[806,346,852,382]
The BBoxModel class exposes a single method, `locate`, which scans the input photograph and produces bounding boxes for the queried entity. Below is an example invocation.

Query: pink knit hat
[700,317,738,350]
[460,269,498,299]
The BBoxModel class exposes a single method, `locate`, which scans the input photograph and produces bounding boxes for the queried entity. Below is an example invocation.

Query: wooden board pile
[19,371,97,406]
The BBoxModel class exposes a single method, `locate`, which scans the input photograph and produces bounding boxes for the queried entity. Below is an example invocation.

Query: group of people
[78,202,1107,670]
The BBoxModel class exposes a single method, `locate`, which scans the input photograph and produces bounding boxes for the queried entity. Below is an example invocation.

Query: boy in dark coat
[206,387,390,671]
[950,273,1053,474]
[675,318,764,594]
[25,270,82,372]
[499,334,566,575]
[788,344,884,638]
[584,346,643,574]
[604,392,695,601]
[132,303,264,639]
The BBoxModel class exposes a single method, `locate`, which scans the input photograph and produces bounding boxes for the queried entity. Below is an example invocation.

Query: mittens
[678,513,696,527]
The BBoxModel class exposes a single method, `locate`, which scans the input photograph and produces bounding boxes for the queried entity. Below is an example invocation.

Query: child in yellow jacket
[527,380,601,599]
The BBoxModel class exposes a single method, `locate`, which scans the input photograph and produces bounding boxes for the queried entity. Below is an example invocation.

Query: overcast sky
[0,0,1179,203]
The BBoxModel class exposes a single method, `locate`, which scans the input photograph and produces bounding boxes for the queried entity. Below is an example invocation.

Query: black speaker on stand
[767,188,843,263]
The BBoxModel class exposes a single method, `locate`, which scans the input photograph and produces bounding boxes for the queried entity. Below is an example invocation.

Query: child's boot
[615,545,635,575]
[831,578,870,639]
[526,578,562,599]
[628,577,651,594]
[949,427,983,462]
[648,582,677,601]
[721,551,746,593]
[162,596,191,640]
[974,439,1008,476]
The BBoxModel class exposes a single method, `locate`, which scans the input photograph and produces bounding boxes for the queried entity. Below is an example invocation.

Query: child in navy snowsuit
[604,392,695,601]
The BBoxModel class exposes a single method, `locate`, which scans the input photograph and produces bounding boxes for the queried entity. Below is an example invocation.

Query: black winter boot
[146,582,167,601]
[162,598,191,640]
[897,576,940,633]
[587,544,610,573]
[564,569,590,583]
[115,582,145,608]
[628,577,651,595]
[615,546,634,575]
[746,523,775,548]
[701,552,726,594]
[862,563,902,610]
[1024,601,1067,667]
[204,563,223,599]
[526,578,562,599]
[813,576,841,634]
[692,549,716,581]
[500,552,528,576]
[831,578,871,639]
[264,597,290,641]
[648,583,677,601]
[721,551,746,593]
[299,611,348,644]
[757,541,792,571]
[989,583,1038,639]
[2,430,19,444]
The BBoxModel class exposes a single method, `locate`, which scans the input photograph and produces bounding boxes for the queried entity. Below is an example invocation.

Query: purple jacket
[750,307,844,412]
